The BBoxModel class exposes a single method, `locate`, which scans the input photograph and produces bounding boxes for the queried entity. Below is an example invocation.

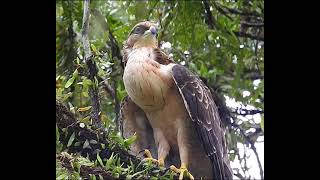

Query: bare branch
[241,21,264,27]
[98,76,115,100]
[81,0,92,61]
[234,172,246,180]
[231,122,264,179]
[202,0,216,29]
[215,2,262,18]
[234,31,264,41]
[234,108,264,115]
[212,1,233,21]
[81,0,102,130]
[251,141,264,179]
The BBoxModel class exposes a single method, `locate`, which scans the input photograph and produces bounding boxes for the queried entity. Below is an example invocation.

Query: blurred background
[56,0,264,179]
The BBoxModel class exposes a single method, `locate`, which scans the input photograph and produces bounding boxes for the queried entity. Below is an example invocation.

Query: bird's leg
[154,128,170,167]
[170,126,194,180]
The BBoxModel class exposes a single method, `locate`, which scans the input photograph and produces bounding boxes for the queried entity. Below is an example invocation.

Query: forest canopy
[56,0,264,179]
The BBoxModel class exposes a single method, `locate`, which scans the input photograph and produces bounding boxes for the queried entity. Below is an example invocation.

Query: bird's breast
[123,48,174,111]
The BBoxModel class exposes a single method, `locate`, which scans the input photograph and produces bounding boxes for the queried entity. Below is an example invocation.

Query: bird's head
[124,21,158,49]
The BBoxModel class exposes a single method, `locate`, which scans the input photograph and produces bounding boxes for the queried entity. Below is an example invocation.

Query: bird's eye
[134,27,142,34]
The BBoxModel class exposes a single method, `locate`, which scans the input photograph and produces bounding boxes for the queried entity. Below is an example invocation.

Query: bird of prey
[120,21,233,180]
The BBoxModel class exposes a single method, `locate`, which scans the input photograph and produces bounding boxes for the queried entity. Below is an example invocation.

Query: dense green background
[56,0,264,179]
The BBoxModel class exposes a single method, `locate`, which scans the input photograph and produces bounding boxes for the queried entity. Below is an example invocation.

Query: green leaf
[67,132,75,147]
[57,174,68,180]
[83,139,90,149]
[91,44,98,53]
[81,116,91,123]
[82,91,89,97]
[97,153,104,167]
[56,124,60,141]
[124,134,137,148]
[90,139,98,144]
[89,174,96,180]
[65,69,78,88]
[101,143,105,149]
[83,78,93,86]
[77,106,92,112]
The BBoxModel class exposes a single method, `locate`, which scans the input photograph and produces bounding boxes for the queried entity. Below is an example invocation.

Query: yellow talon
[143,149,165,167]
[170,164,194,180]
[143,149,153,158]
[158,158,165,167]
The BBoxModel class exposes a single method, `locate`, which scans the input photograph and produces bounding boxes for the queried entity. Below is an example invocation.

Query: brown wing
[119,96,157,158]
[172,64,233,180]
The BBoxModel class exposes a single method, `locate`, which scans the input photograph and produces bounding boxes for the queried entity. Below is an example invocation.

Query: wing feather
[172,64,232,180]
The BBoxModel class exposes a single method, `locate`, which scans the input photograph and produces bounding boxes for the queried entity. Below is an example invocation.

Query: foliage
[56,0,264,179]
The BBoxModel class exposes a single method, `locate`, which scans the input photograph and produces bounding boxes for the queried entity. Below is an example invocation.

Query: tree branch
[234,172,246,180]
[81,0,91,62]
[91,9,123,69]
[81,0,102,130]
[241,21,264,27]
[231,122,264,179]
[90,9,123,132]
[212,1,234,21]
[234,108,264,115]
[233,31,264,41]
[215,2,262,17]
[202,0,216,29]
[97,76,115,100]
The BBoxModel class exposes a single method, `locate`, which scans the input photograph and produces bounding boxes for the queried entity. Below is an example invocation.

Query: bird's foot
[170,164,194,180]
[142,149,165,167]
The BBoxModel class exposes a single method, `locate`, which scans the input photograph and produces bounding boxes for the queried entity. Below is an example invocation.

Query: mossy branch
[56,100,177,179]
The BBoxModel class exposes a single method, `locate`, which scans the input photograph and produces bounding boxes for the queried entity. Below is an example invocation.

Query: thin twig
[202,0,216,29]
[231,122,264,179]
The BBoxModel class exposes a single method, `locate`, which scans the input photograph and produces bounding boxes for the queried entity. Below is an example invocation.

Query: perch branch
[56,100,178,179]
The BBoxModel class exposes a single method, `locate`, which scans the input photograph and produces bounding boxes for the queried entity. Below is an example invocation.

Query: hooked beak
[150,26,157,35]
[144,26,157,37]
